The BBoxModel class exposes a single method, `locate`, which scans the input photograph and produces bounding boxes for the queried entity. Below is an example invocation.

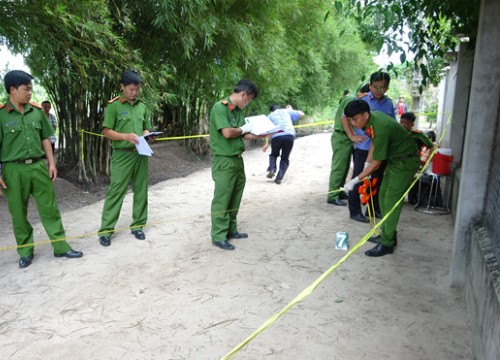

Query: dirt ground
[0,132,472,360]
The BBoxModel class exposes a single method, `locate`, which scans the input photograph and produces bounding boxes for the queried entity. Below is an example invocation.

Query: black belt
[9,158,42,164]
[334,129,346,134]
[390,151,419,162]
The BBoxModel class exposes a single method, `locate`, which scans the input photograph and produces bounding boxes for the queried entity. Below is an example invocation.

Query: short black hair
[121,70,141,86]
[42,100,51,106]
[370,71,391,86]
[234,79,258,99]
[4,70,33,94]
[269,104,281,112]
[344,99,370,118]
[401,112,416,122]
[425,130,436,142]
[358,83,370,94]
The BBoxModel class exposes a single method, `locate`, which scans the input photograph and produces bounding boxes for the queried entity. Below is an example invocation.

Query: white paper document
[134,132,164,156]
[135,137,153,156]
[244,115,283,136]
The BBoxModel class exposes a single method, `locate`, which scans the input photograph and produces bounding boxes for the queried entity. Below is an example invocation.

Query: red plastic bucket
[432,150,453,175]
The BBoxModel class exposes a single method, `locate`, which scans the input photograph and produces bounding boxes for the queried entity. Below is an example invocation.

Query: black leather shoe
[267,170,275,179]
[368,235,381,244]
[213,240,235,250]
[350,213,370,223]
[228,232,248,239]
[99,236,111,247]
[54,249,83,258]
[19,256,33,268]
[327,198,346,206]
[365,243,394,257]
[367,234,397,247]
[131,229,146,240]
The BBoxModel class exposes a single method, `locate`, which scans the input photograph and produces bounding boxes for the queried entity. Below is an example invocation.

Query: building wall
[483,101,500,262]
[451,0,500,359]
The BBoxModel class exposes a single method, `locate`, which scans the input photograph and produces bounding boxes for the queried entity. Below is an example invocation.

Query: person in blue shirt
[263,104,304,184]
[348,71,395,223]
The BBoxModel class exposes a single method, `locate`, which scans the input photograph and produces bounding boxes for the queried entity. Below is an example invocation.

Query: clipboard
[143,131,163,140]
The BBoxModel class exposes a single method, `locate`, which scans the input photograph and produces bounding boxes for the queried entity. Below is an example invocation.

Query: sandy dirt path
[0,132,471,360]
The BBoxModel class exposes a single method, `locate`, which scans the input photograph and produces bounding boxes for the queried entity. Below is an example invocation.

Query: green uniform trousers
[328,131,352,200]
[99,150,149,236]
[2,161,71,257]
[379,157,421,247]
[211,155,246,242]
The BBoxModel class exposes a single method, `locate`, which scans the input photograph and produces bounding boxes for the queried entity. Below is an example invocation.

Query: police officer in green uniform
[327,93,356,205]
[327,85,370,206]
[0,70,83,268]
[98,70,153,247]
[343,100,420,257]
[209,79,260,250]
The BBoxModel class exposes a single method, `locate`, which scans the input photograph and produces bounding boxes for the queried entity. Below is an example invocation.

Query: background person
[396,96,409,119]
[41,100,57,155]
[263,104,304,184]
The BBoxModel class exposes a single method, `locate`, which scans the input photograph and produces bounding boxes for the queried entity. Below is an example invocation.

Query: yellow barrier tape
[221,114,452,359]
[81,130,105,137]
[80,121,333,143]
[80,130,105,162]
[78,122,333,161]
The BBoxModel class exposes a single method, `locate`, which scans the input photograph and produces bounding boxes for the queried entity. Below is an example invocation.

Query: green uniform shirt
[0,100,54,162]
[365,111,418,162]
[209,97,245,156]
[409,129,434,149]
[334,95,355,131]
[103,97,151,149]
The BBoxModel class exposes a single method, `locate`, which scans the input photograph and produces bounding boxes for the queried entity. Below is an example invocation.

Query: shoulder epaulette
[220,99,235,111]
[0,103,5,110]
[108,96,121,104]
[411,129,422,134]
[29,101,43,109]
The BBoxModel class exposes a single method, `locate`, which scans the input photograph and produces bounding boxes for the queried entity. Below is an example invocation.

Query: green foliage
[334,0,480,88]
[0,0,374,181]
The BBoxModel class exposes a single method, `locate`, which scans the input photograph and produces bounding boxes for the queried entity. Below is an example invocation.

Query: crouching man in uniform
[343,100,420,257]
